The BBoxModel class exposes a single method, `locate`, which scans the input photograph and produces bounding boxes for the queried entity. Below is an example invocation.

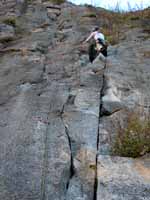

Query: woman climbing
[83,26,107,63]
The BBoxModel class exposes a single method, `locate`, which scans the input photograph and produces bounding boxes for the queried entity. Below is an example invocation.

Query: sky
[69,0,150,11]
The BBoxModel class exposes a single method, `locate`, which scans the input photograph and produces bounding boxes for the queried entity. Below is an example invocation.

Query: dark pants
[88,40,107,63]
[97,39,107,57]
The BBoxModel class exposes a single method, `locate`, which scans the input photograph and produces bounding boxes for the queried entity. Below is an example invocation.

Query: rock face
[0,1,150,200]
[0,24,15,41]
[0,0,27,16]
[97,155,150,200]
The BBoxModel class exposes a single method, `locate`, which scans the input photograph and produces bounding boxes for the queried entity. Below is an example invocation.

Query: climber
[83,26,107,63]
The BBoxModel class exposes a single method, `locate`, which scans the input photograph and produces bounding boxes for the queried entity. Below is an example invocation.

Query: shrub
[84,4,94,8]
[0,37,15,44]
[2,17,16,27]
[143,51,150,58]
[48,0,65,4]
[82,13,97,18]
[112,112,150,158]
[102,26,120,45]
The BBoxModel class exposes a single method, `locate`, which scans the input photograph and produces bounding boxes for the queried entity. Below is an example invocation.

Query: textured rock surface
[0,24,15,41]
[0,1,150,200]
[97,155,150,200]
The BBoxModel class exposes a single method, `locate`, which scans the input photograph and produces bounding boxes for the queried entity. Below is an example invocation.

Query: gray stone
[97,155,150,200]
[104,34,150,112]
[102,85,124,115]
[0,24,15,42]
[0,52,45,105]
[0,1,150,200]
[98,111,127,154]
[63,111,98,200]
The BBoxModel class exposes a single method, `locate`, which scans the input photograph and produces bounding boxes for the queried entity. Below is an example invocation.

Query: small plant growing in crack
[112,110,150,158]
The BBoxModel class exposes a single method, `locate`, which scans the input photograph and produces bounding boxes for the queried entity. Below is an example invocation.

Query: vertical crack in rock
[40,116,50,200]
[60,103,75,191]
[64,125,75,189]
[93,62,107,200]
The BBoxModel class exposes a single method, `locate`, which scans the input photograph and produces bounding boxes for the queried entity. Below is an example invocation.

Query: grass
[82,13,97,18]
[112,111,150,158]
[102,25,120,45]
[94,8,150,45]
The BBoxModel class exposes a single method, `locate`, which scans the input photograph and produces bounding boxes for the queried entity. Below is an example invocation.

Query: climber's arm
[84,32,94,43]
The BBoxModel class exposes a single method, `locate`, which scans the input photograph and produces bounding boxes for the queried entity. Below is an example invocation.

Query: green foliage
[82,13,97,18]
[102,29,120,45]
[112,113,150,158]
[0,37,14,44]
[84,4,94,8]
[130,16,140,20]
[48,0,65,4]
[143,51,150,58]
[2,17,16,27]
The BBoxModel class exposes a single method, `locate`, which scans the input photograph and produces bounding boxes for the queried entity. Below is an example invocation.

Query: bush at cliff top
[112,112,150,158]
